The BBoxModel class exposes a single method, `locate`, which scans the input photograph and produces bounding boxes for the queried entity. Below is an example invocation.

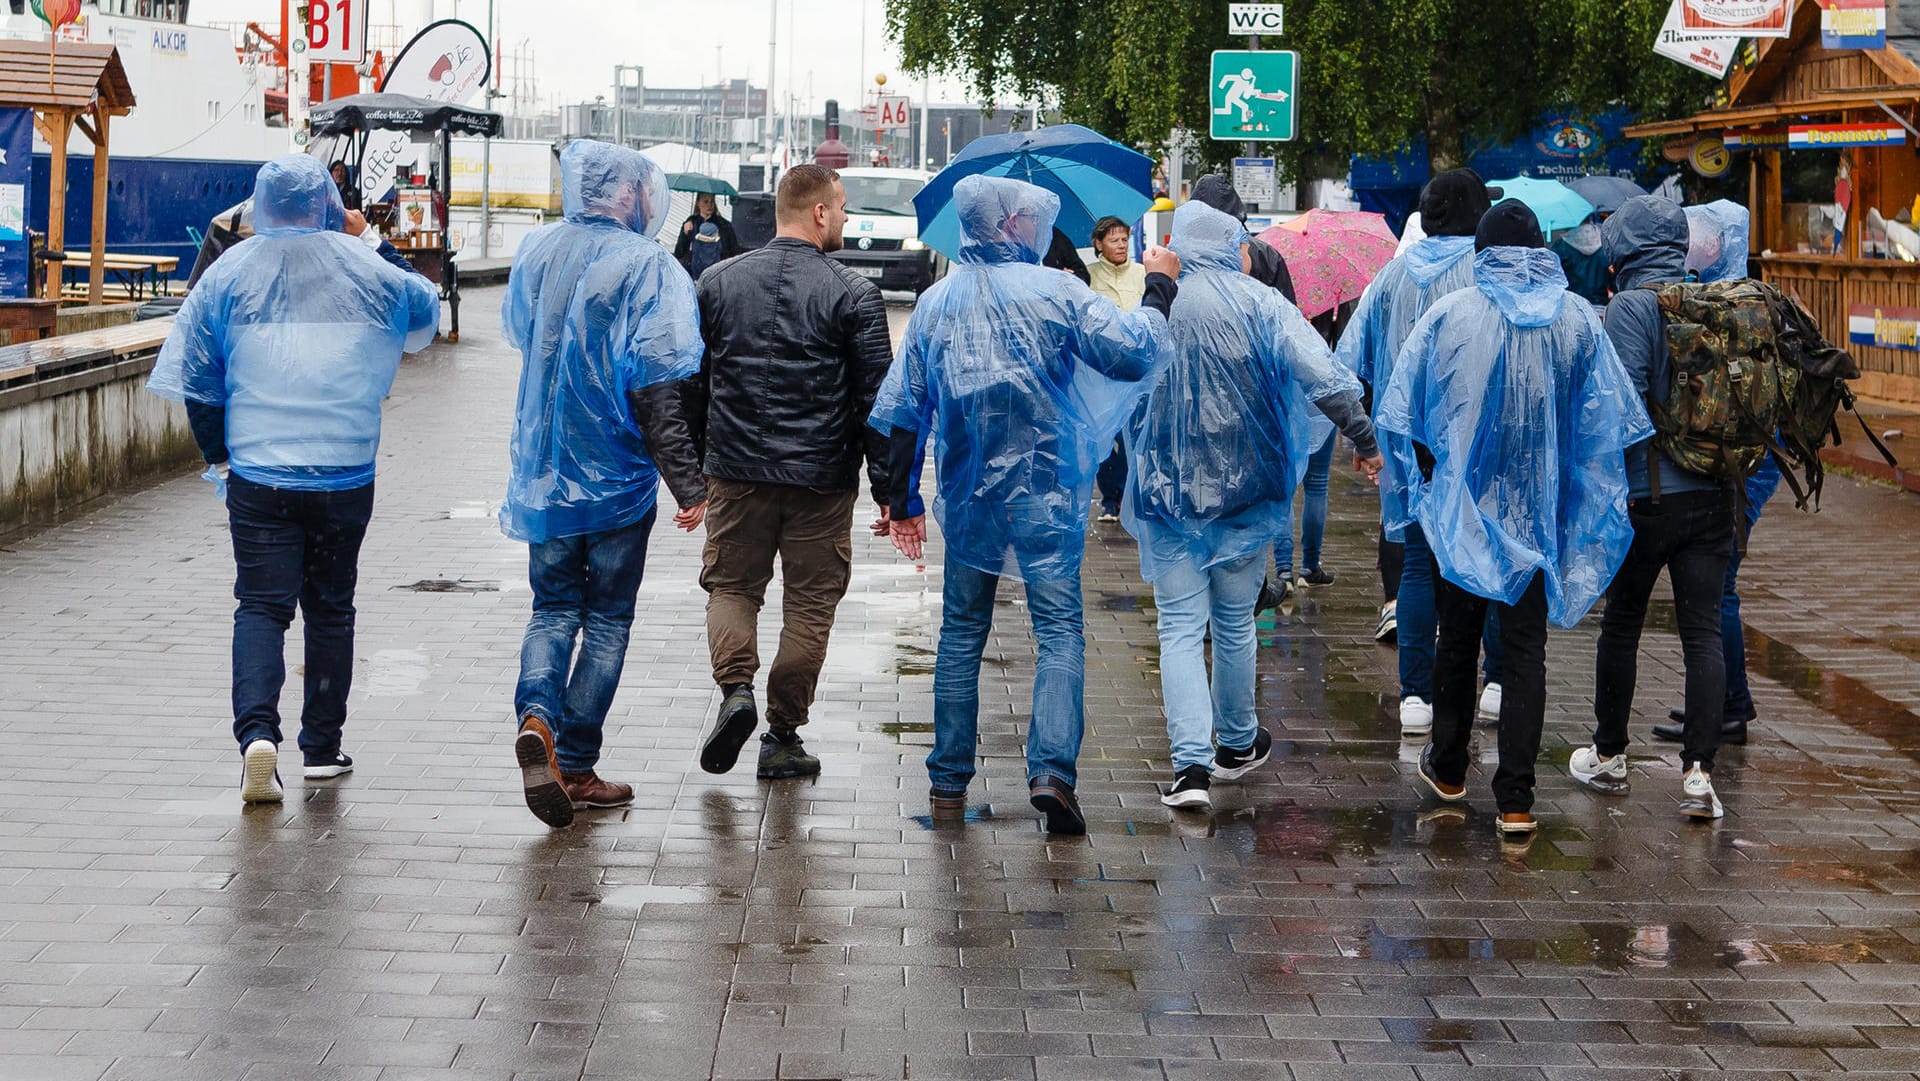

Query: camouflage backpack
[1643,279,1888,511]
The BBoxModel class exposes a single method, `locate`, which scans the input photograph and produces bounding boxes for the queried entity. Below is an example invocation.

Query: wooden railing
[1761,254,1920,402]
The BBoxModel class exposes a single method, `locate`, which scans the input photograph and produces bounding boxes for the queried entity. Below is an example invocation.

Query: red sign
[1681,0,1791,37]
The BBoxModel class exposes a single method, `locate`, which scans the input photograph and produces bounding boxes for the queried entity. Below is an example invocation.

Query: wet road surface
[3,286,1920,1080]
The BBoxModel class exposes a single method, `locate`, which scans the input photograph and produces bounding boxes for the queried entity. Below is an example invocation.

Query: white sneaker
[1478,682,1502,720]
[1680,765,1724,820]
[1374,600,1398,642]
[240,739,283,803]
[1568,745,1627,790]
[1399,696,1432,736]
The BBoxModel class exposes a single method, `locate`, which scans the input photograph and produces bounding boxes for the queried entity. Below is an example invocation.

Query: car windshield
[841,175,923,216]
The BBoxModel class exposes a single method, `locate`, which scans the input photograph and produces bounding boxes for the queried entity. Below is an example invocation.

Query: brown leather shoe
[560,770,634,810]
[515,716,572,828]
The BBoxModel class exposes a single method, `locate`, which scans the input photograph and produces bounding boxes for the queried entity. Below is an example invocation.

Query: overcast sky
[192,0,985,115]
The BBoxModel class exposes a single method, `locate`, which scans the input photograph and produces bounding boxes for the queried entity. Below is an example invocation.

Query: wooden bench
[58,253,180,301]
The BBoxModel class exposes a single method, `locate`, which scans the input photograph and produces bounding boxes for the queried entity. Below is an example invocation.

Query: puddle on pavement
[863,720,935,742]
[394,578,500,593]
[1648,598,1920,764]
[594,884,740,910]
[364,648,432,697]
[1096,591,1155,613]
[909,806,998,829]
[437,499,496,520]
[1350,919,1893,973]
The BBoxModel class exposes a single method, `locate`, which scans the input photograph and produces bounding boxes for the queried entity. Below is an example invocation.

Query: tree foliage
[885,0,1716,180]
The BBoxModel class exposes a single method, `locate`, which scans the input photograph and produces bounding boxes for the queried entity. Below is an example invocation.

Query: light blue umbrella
[913,124,1154,259]
[1485,176,1597,234]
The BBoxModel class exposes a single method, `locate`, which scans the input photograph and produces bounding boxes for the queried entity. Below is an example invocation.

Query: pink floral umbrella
[1255,209,1399,320]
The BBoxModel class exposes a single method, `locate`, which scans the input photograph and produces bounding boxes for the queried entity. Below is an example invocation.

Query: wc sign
[1228,3,1285,34]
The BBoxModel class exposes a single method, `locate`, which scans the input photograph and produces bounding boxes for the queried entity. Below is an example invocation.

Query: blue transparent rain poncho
[147,155,440,491]
[1123,201,1359,581]
[1685,199,1751,283]
[500,140,699,544]
[1333,233,1477,540]
[1376,247,1652,627]
[869,174,1170,581]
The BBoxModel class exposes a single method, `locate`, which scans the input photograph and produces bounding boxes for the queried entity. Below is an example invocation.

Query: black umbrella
[309,92,503,138]
[1567,175,1648,216]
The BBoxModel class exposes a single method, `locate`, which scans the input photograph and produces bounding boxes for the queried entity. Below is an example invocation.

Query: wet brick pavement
[4,285,1920,1081]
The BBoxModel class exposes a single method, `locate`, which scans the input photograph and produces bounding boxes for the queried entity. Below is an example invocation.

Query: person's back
[881,178,1167,579]
[146,154,439,804]
[502,142,701,544]
[1129,201,1364,577]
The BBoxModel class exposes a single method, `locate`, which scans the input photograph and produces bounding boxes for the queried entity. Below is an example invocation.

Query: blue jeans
[515,511,656,774]
[929,555,1086,793]
[1723,457,1782,722]
[227,476,374,760]
[1275,432,1335,572]
[1398,523,1503,699]
[1152,547,1267,771]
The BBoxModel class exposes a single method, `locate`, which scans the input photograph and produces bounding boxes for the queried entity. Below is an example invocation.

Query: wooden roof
[1626,0,1920,138]
[0,41,134,115]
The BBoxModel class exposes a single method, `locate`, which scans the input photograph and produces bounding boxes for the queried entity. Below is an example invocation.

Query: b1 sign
[307,0,369,64]
[1228,3,1284,34]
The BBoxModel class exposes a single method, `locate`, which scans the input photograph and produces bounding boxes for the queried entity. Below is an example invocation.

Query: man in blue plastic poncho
[1653,199,1779,752]
[147,155,440,804]
[1336,170,1496,737]
[1125,201,1382,811]
[500,140,708,829]
[1378,200,1651,837]
[1569,195,1735,821]
[870,174,1181,834]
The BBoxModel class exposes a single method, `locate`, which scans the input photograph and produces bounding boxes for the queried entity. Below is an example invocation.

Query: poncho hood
[254,155,346,234]
[1685,199,1751,282]
[1168,201,1248,275]
[1404,235,1475,287]
[955,174,1059,266]
[561,139,669,237]
[1474,247,1568,328]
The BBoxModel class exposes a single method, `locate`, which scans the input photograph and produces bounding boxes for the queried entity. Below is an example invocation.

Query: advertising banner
[0,108,34,298]
[1680,0,1791,37]
[1850,304,1920,351]
[1788,123,1906,148]
[360,19,490,204]
[1654,0,1738,77]
[1822,0,1887,49]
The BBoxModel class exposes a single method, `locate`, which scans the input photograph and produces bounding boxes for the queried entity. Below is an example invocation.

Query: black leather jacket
[689,237,893,499]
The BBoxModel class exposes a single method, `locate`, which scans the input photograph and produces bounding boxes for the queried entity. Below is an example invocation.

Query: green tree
[886,0,1715,181]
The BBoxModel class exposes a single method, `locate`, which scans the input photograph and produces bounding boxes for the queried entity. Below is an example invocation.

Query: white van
[830,167,948,294]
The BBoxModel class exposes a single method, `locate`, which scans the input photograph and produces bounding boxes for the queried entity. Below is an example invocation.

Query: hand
[683,219,696,236]
[890,515,927,561]
[1143,245,1180,279]
[871,505,892,536]
[1355,454,1384,484]
[343,209,369,236]
[674,501,708,531]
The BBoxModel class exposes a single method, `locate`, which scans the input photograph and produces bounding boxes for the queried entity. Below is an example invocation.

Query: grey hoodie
[1601,196,1724,500]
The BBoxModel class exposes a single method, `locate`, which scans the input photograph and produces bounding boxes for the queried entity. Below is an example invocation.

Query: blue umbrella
[1485,175,1597,234]
[1567,175,1647,216]
[914,124,1154,260]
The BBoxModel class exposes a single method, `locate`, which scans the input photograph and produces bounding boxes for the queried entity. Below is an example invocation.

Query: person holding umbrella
[674,191,741,276]
[871,174,1181,834]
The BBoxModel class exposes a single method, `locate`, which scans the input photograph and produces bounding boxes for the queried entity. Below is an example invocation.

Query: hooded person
[1334,167,1491,733]
[1124,201,1382,811]
[147,154,440,804]
[1190,173,1297,303]
[870,173,1181,834]
[1378,198,1651,837]
[1655,194,1779,753]
[1568,194,1737,822]
[1684,199,1751,283]
[499,139,708,828]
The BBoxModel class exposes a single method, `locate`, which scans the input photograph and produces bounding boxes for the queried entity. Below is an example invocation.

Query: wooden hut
[1627,1,1920,402]
[0,41,135,304]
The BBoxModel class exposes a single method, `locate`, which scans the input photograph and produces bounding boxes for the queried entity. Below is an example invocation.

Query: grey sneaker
[1680,765,1724,820]
[1568,745,1629,793]
[701,683,758,774]
[756,731,820,780]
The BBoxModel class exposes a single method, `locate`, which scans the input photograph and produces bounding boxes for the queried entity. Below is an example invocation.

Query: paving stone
[5,286,1920,1078]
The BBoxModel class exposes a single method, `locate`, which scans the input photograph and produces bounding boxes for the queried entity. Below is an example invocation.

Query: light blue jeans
[928,555,1086,793]
[1152,546,1268,772]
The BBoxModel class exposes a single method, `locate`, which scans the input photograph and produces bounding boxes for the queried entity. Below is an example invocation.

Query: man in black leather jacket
[686,164,895,782]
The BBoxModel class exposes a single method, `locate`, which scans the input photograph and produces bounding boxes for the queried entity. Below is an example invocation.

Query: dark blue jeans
[929,555,1087,793]
[227,476,374,760]
[515,511,656,774]
[1275,430,1335,572]
[1398,523,1502,699]
[1095,438,1127,514]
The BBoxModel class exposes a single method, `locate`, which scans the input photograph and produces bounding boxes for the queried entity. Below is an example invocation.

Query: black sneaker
[700,683,758,774]
[1214,727,1274,781]
[302,750,354,780]
[1299,566,1336,587]
[1652,713,1749,745]
[1028,777,1086,834]
[756,730,820,780]
[1159,765,1212,810]
[1255,576,1292,614]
